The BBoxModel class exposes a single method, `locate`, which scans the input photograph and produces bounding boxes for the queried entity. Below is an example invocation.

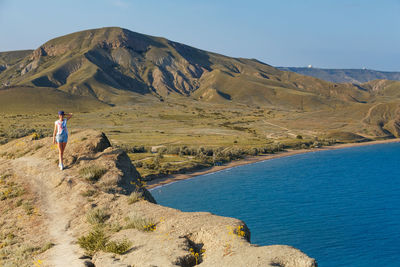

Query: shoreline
[146,138,400,190]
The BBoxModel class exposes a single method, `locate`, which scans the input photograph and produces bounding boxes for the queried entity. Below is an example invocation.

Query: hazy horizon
[0,0,399,71]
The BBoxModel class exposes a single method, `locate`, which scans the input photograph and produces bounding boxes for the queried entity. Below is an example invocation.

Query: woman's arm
[66,113,73,120]
[52,123,57,144]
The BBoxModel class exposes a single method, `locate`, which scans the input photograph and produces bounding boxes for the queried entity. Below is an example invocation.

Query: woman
[52,111,73,170]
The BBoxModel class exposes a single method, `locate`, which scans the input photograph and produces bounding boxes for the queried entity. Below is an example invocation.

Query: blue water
[151,143,400,267]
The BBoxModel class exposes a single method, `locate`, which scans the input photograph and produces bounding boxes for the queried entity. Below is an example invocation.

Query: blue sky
[0,0,399,71]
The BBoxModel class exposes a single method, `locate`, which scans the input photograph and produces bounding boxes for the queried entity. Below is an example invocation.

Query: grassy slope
[0,50,32,65]
[0,86,109,114]
[278,67,400,84]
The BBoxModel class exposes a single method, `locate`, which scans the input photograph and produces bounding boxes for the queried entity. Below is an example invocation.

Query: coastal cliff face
[0,130,316,267]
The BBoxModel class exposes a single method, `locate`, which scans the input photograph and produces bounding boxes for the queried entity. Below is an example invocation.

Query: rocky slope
[0,130,317,267]
[0,50,32,77]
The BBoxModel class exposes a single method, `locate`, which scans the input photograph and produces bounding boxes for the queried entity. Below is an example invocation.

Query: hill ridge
[278,66,400,84]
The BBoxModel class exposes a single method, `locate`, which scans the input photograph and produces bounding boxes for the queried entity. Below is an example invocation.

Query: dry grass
[0,170,46,267]
[79,165,107,182]
[39,242,55,253]
[80,189,98,197]
[86,208,110,225]
[0,178,25,200]
[127,190,143,204]
[124,216,157,232]
[22,201,34,215]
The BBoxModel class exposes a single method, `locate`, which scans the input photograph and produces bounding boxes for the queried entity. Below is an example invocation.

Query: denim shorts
[56,132,68,143]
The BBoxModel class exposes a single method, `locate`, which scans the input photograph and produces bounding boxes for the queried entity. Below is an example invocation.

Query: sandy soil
[146,138,400,189]
[10,157,86,266]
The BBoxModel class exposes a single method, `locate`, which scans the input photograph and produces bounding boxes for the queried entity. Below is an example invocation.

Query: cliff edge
[0,130,317,267]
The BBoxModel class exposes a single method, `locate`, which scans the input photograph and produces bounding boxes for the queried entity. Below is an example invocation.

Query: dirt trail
[263,120,297,137]
[12,156,85,267]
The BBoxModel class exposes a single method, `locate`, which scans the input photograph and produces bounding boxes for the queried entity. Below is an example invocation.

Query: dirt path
[12,156,85,267]
[263,120,297,137]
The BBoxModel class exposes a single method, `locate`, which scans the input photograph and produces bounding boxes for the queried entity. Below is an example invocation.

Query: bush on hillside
[86,208,110,225]
[79,165,107,182]
[77,227,132,256]
[116,144,147,153]
[127,190,143,204]
[124,216,157,232]
[104,239,132,254]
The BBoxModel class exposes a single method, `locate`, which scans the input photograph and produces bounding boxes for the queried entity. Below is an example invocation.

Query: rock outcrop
[0,130,317,267]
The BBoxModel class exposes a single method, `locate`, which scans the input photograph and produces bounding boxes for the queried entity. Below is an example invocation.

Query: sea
[151,142,400,267]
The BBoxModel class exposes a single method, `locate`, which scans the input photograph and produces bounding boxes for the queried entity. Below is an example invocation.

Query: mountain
[277,67,400,84]
[0,27,370,110]
[0,27,400,140]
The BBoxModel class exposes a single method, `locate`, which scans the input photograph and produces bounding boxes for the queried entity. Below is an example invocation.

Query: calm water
[151,143,400,267]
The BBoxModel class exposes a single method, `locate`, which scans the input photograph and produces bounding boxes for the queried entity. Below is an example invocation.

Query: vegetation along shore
[146,138,400,189]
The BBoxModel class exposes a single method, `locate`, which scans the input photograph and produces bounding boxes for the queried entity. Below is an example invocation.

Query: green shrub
[165,146,180,154]
[4,128,50,140]
[79,165,107,182]
[22,201,34,215]
[133,161,143,168]
[153,157,161,169]
[105,239,132,254]
[77,227,131,256]
[86,208,109,225]
[117,144,147,153]
[77,227,108,256]
[6,128,35,139]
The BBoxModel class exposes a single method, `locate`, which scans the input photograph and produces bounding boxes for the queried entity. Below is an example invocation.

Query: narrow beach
[146,138,400,189]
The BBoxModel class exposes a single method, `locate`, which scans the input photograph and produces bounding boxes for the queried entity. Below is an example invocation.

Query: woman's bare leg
[57,142,63,165]
[62,142,67,165]
[58,142,67,165]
